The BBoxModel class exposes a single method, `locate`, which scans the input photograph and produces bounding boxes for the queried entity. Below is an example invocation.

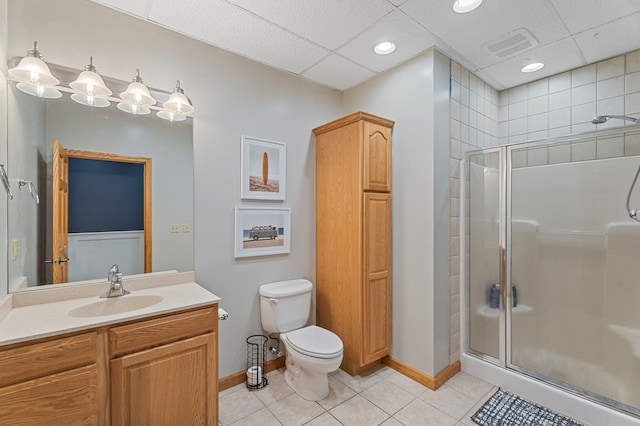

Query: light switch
[12,240,18,261]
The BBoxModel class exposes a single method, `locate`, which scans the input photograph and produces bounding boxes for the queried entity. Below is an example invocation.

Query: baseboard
[218,356,286,392]
[383,356,461,390]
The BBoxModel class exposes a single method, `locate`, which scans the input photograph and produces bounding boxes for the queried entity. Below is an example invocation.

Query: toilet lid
[286,325,343,358]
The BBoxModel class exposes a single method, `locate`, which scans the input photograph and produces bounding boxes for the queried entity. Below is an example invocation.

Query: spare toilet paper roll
[247,366,262,386]
[218,308,229,320]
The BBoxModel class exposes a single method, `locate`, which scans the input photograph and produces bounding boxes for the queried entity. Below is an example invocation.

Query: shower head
[591,115,640,124]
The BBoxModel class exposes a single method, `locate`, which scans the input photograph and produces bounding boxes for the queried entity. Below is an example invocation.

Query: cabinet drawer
[0,332,97,387]
[110,306,217,356]
[0,364,98,426]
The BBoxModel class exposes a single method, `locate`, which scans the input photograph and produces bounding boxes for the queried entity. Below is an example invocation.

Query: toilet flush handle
[269,298,278,304]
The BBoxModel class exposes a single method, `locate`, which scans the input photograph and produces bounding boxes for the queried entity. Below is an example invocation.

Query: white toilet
[259,279,343,401]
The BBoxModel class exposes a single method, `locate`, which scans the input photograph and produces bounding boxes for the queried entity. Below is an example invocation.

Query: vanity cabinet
[0,305,218,426]
[110,306,218,426]
[313,111,393,375]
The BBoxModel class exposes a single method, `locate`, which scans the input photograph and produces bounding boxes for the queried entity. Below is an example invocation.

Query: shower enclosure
[465,125,640,417]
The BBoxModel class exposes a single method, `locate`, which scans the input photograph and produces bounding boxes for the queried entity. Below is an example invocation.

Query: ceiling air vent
[483,28,539,59]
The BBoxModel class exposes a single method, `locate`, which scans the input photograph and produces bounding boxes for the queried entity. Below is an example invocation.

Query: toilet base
[284,355,330,401]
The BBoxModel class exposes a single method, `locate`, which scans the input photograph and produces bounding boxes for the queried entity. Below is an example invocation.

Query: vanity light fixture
[9,41,62,99]
[8,42,59,86]
[156,110,187,122]
[15,82,62,99]
[521,62,545,73]
[374,42,397,55]
[116,102,151,115]
[70,56,112,107]
[163,80,195,115]
[452,0,483,13]
[120,69,156,107]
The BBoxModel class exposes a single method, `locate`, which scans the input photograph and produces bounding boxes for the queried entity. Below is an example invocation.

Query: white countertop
[0,272,221,346]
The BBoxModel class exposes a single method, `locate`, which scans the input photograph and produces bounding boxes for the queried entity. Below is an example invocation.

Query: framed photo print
[241,136,286,200]
[234,207,291,258]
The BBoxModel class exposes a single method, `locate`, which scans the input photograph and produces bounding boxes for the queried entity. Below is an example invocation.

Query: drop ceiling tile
[401,0,570,69]
[90,0,149,18]
[302,54,375,91]
[149,0,330,74]
[550,0,640,34]
[476,38,586,91]
[225,0,395,50]
[337,10,438,73]
[572,12,640,65]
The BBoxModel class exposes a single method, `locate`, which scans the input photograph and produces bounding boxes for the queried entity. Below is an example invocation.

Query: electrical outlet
[181,223,191,233]
[170,224,180,233]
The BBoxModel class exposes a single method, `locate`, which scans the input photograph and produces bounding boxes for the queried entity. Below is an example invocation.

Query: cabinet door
[363,121,392,192]
[111,333,217,426]
[362,192,391,364]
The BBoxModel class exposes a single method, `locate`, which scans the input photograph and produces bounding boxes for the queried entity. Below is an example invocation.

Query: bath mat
[471,388,585,426]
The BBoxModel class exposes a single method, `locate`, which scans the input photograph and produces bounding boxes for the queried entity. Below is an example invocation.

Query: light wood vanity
[0,273,219,426]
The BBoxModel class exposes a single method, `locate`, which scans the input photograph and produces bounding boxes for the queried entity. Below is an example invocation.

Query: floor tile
[360,379,415,415]
[419,384,478,420]
[228,408,281,426]
[318,376,357,410]
[385,371,429,397]
[330,395,390,426]
[445,372,494,400]
[304,412,343,425]
[254,369,295,406]
[380,418,404,426]
[268,392,325,426]
[393,399,457,426]
[333,368,386,393]
[219,387,265,425]
[458,386,499,426]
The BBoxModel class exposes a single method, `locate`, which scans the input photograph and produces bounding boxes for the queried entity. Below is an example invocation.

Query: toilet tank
[259,279,312,333]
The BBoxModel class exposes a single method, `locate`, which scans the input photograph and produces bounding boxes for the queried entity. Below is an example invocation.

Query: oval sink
[68,295,164,318]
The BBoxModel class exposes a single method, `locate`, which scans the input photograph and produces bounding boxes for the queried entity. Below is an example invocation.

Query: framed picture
[241,136,286,200]
[234,207,291,258]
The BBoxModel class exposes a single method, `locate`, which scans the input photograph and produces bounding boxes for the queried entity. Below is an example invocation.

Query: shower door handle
[499,246,507,310]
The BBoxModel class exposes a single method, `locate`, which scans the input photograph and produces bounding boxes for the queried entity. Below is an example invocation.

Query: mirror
[7,82,194,292]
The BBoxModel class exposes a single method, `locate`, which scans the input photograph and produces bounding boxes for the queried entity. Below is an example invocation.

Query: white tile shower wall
[449,61,500,365]
[500,50,640,143]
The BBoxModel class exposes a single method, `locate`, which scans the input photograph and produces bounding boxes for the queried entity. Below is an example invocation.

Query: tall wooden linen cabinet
[313,111,393,376]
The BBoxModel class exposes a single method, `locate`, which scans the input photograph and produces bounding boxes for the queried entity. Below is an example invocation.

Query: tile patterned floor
[219,365,498,425]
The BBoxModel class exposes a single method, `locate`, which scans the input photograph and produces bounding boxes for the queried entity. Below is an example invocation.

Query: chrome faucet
[101,264,131,298]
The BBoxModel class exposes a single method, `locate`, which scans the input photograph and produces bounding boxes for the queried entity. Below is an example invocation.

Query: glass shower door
[467,149,505,362]
[508,135,640,416]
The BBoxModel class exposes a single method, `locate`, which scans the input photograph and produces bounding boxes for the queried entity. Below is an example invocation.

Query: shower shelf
[475,304,533,319]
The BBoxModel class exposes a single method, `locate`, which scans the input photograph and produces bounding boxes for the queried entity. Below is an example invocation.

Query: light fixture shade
[163,80,194,114]
[8,42,59,86]
[70,58,112,97]
[157,110,187,122]
[16,82,62,99]
[120,69,156,106]
[71,93,111,108]
[117,102,151,115]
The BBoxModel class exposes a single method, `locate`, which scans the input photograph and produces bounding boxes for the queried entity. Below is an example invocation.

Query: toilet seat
[285,325,343,359]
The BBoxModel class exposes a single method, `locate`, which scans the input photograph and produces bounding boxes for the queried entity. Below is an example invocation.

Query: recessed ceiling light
[453,0,483,13]
[374,42,396,55]
[521,62,545,73]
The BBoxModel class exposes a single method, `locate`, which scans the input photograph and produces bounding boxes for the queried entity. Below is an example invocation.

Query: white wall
[343,49,451,376]
[8,0,343,378]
